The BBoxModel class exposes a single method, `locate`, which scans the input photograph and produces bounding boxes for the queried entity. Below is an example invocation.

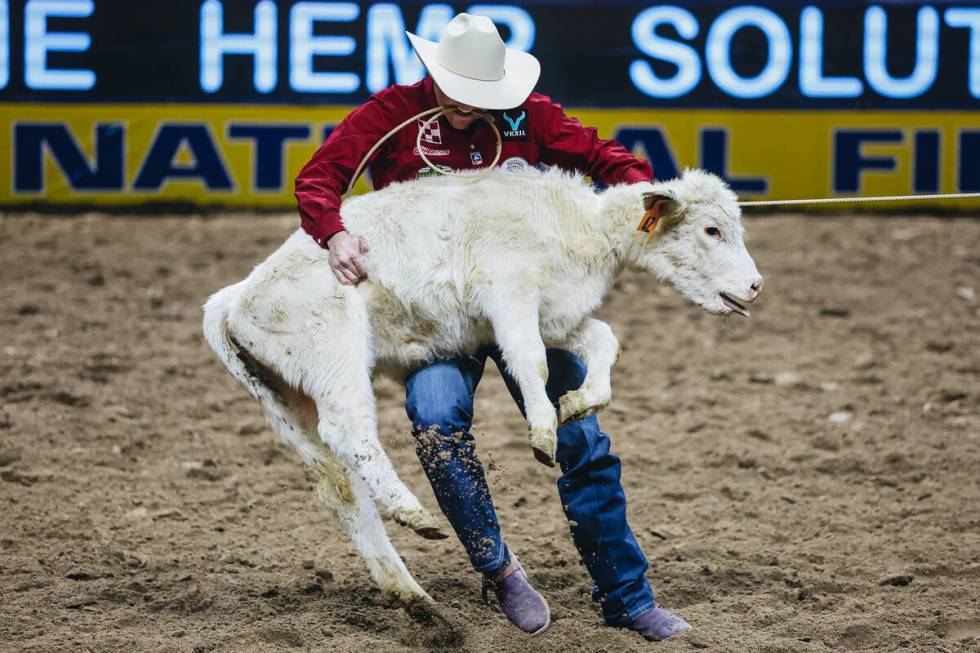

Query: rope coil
[415,109,502,180]
[343,106,501,199]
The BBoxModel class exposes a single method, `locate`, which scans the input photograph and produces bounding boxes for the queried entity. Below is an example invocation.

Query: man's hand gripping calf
[327,230,370,286]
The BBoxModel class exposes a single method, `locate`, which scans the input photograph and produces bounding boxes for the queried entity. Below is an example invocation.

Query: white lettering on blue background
[200,0,277,93]
[864,6,938,98]
[629,6,701,98]
[799,6,862,98]
[24,0,95,91]
[706,6,792,99]
[290,2,359,93]
[366,3,452,93]
[469,5,535,51]
[945,8,980,98]
[365,3,533,94]
[0,0,7,89]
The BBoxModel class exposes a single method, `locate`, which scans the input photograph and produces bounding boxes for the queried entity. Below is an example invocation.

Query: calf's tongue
[721,293,750,317]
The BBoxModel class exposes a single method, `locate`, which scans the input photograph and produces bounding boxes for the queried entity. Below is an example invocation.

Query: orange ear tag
[637,208,660,233]
[637,197,674,233]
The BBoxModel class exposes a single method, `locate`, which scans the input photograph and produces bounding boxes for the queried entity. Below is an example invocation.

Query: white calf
[202,167,762,608]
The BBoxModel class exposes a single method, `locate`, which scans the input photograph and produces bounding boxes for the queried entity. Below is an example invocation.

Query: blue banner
[0,1,976,108]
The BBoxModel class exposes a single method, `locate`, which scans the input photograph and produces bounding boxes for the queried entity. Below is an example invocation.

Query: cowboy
[294,13,691,641]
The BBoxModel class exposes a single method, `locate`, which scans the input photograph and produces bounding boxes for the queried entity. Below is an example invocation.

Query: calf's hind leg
[220,336,434,605]
[298,294,446,539]
[310,364,446,540]
[314,453,464,642]
[276,384,445,611]
[312,410,477,646]
[312,451,432,604]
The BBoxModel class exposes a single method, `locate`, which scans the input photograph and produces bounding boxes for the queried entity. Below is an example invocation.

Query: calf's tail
[202,281,325,466]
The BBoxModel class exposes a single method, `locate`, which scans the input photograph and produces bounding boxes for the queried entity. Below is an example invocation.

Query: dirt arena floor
[1,210,978,653]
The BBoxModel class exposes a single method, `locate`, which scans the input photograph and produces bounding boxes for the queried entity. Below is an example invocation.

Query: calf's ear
[637,190,680,233]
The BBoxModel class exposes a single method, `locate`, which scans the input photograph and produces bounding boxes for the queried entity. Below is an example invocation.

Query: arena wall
[1,1,978,210]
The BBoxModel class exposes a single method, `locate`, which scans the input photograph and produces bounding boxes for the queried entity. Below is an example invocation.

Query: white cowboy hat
[407,13,541,110]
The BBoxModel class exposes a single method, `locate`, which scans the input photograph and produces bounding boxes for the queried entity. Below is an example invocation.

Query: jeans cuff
[607,600,656,627]
[472,542,509,575]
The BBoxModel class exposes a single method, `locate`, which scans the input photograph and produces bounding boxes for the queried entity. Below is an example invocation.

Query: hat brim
[407,32,541,110]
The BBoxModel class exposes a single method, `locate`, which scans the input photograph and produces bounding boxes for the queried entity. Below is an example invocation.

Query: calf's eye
[705,226,722,240]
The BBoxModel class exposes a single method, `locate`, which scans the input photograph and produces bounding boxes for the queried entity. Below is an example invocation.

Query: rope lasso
[739,192,980,207]
[343,110,977,207]
[415,108,502,180]
[343,106,502,199]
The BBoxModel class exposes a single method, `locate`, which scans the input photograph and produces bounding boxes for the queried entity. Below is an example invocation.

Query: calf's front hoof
[558,389,608,425]
[415,526,449,540]
[394,507,448,540]
[528,428,557,468]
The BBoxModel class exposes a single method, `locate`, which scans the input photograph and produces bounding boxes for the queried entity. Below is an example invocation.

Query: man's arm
[531,95,653,185]
[295,95,402,247]
[295,94,403,284]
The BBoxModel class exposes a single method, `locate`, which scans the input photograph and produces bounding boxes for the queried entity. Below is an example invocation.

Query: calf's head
[631,169,763,317]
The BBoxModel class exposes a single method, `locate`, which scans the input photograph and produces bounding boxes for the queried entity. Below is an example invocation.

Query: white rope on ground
[739,192,980,207]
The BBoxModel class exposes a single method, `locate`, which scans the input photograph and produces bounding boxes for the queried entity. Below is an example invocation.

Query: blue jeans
[404,346,656,626]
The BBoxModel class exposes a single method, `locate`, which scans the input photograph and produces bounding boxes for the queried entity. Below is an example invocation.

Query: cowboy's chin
[446,112,480,130]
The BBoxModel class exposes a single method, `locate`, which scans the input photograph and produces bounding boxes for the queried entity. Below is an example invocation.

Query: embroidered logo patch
[501,156,529,172]
[501,110,528,141]
[418,118,442,144]
[470,151,483,165]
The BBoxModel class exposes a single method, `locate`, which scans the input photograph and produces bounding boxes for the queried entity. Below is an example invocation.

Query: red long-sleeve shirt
[295,76,653,247]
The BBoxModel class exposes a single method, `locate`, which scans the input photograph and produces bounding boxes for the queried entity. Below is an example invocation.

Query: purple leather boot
[482,550,551,635]
[625,606,692,641]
